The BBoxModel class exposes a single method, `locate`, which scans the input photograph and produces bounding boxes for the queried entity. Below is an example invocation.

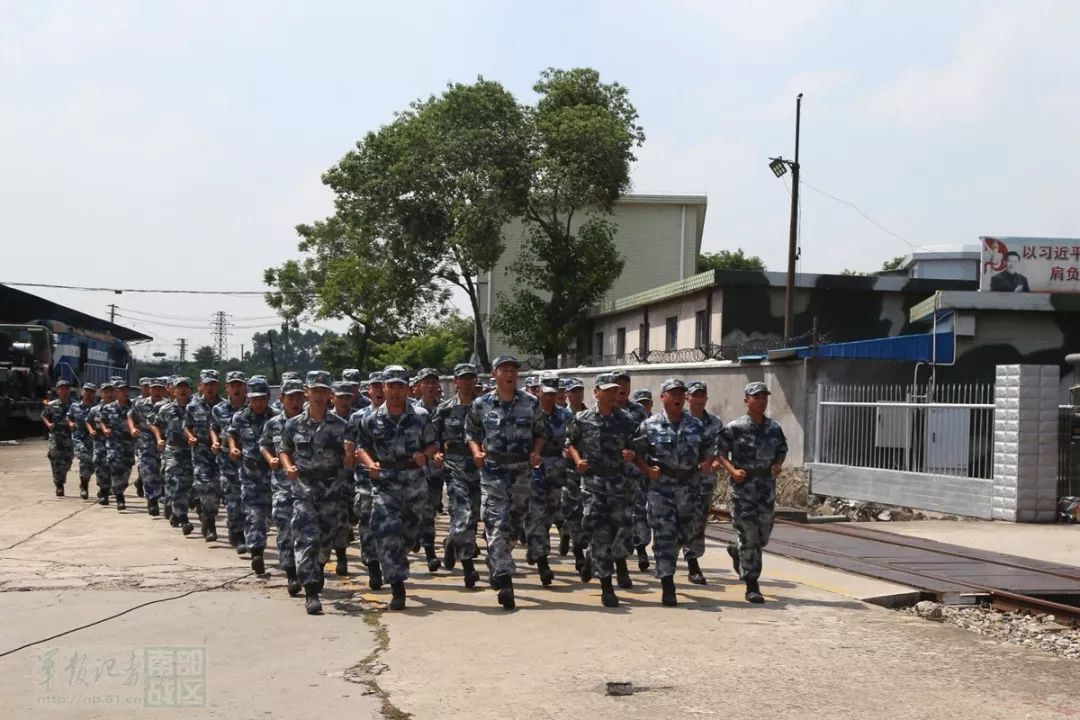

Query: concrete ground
[2,439,1079,720]
[866,520,1080,567]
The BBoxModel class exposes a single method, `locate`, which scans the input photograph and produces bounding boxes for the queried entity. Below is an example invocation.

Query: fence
[55,361,131,388]
[1062,404,1080,498]
[815,383,996,480]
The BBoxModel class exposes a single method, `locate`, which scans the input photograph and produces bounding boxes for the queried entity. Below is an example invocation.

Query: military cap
[416,367,439,381]
[281,379,305,395]
[82,382,98,392]
[453,362,478,378]
[660,378,686,393]
[112,378,129,388]
[98,381,114,390]
[524,375,540,388]
[247,378,270,397]
[539,373,560,393]
[382,365,409,385]
[250,374,268,383]
[281,371,301,382]
[109,375,125,384]
[225,370,246,384]
[341,368,362,383]
[492,354,520,369]
[565,377,585,391]
[595,373,619,390]
[167,376,178,384]
[744,381,771,397]
[331,381,355,396]
[305,370,333,389]
[138,377,152,387]
[630,388,652,402]
[200,369,220,384]
[367,371,385,384]
[55,378,71,388]
[150,377,166,388]
[359,381,370,392]
[687,381,707,395]
[173,376,194,389]
[611,368,632,381]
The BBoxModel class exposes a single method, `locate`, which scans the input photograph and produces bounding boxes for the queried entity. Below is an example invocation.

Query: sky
[3,0,1079,357]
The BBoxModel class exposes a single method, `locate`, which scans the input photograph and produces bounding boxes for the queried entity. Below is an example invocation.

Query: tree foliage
[492,68,644,364]
[881,255,907,271]
[368,314,473,372]
[696,249,766,273]
[192,346,216,366]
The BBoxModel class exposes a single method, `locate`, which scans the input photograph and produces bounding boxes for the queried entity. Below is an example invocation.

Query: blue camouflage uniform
[567,378,639,580]
[259,379,305,574]
[632,379,711,579]
[619,396,651,555]
[152,387,195,522]
[130,386,162,501]
[415,377,445,555]
[347,375,384,567]
[356,389,437,586]
[717,392,787,584]
[684,384,724,562]
[101,393,136,496]
[227,381,274,553]
[280,371,350,589]
[88,389,112,500]
[464,360,546,581]
[185,371,222,526]
[67,391,97,491]
[526,374,573,563]
[433,367,482,563]
[327,383,357,555]
[559,380,589,551]
[213,371,248,542]
[42,387,74,490]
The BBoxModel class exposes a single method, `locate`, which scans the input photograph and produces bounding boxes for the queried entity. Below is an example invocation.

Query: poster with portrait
[979,236,1080,294]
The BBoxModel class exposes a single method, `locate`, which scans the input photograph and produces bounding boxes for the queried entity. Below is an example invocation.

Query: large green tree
[492,68,644,365]
[697,249,766,272]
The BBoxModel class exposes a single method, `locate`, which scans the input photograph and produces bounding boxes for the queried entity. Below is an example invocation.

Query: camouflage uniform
[357,401,436,584]
[131,389,162,501]
[684,406,724,561]
[632,395,709,579]
[213,393,247,540]
[433,387,481,562]
[87,400,112,499]
[559,384,589,552]
[620,399,651,554]
[260,394,302,573]
[281,403,350,589]
[67,395,97,491]
[42,394,74,490]
[101,398,136,496]
[527,386,572,562]
[567,402,638,579]
[464,383,546,580]
[184,390,222,525]
[228,403,274,553]
[346,404,379,565]
[153,397,193,521]
[717,413,787,583]
[416,396,444,554]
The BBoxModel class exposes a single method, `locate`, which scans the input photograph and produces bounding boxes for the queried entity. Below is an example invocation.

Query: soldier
[100,379,136,509]
[279,370,354,615]
[630,389,653,415]
[326,382,357,575]
[682,381,724,585]
[342,369,370,414]
[567,373,639,606]
[414,367,445,572]
[67,383,97,500]
[227,378,275,574]
[347,371,387,585]
[633,378,713,607]
[714,382,788,605]
[133,377,152,497]
[613,370,651,574]
[465,355,545,610]
[130,378,165,515]
[559,376,588,564]
[260,378,306,597]
[354,366,435,610]
[431,363,482,588]
[185,370,222,541]
[523,376,541,397]
[213,371,248,551]
[526,372,572,586]
[42,380,74,496]
[88,382,114,504]
[151,377,195,534]
[555,379,569,409]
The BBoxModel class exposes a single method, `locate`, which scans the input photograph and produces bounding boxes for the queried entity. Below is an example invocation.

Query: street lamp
[769,92,802,341]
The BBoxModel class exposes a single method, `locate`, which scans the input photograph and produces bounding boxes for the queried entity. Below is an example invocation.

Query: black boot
[389,581,406,611]
[727,543,741,576]
[134,478,144,497]
[615,558,633,589]
[687,557,706,585]
[204,516,217,542]
[98,492,109,506]
[425,544,441,573]
[461,558,480,589]
[304,585,322,615]
[536,557,554,586]
[79,479,89,500]
[573,543,586,573]
[368,560,383,591]
[230,531,247,554]
[285,567,301,597]
[335,547,349,576]
[251,548,265,575]
[442,537,456,570]
[661,575,677,607]
[600,576,620,608]
[163,501,172,520]
[147,497,159,516]
[558,532,571,557]
[636,544,650,572]
[180,516,194,535]
[745,580,765,604]
[115,493,125,511]
[579,551,592,583]
[55,484,64,497]
[495,574,515,610]
[314,565,325,593]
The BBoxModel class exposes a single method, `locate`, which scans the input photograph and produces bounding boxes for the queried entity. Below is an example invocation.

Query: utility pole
[267,330,278,382]
[783,93,803,341]
[107,303,117,323]
[177,338,187,363]
[211,311,230,362]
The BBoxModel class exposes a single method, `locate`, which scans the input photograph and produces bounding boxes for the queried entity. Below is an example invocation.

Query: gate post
[993,364,1059,522]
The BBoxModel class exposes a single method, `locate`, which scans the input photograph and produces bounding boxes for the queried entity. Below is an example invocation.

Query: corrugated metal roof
[790,331,955,363]
[616,194,708,206]
[590,270,716,316]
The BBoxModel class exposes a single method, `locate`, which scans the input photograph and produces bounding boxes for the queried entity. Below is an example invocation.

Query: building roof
[0,284,151,343]
[910,290,1080,323]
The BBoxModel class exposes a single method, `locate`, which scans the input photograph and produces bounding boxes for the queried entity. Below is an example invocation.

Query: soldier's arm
[278,422,299,479]
[42,406,54,432]
[226,416,241,459]
[464,400,486,462]
[150,413,165,449]
[355,417,379,475]
[127,412,140,437]
[771,424,788,474]
[258,423,280,469]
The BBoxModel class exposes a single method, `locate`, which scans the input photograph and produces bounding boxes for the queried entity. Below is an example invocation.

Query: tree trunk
[355,323,369,371]
[462,272,491,371]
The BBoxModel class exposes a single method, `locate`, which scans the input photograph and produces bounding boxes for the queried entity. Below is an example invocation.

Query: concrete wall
[992,364,1060,522]
[807,465,994,519]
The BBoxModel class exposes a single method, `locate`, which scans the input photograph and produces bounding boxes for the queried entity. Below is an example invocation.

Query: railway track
[704,519,1080,624]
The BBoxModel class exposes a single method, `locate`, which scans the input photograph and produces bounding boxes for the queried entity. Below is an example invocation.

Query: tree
[369,314,473,371]
[492,68,644,365]
[881,255,907,271]
[696,249,766,272]
[192,345,216,367]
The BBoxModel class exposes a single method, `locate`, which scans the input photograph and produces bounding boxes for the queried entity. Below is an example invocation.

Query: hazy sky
[3,1,1078,357]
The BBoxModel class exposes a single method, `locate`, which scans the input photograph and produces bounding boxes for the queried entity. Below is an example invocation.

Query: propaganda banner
[979,236,1080,294]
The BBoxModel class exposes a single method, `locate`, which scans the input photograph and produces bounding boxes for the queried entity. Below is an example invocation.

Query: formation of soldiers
[41,355,787,615]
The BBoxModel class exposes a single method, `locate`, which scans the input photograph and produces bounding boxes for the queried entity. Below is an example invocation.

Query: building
[878,246,981,282]
[476,193,707,360]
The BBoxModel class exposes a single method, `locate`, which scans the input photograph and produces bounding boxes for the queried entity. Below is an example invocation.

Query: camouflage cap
[150,377,167,388]
[630,388,653,402]
[416,367,439,381]
[539,373,560,393]
[138,377,152,387]
[687,381,707,395]
[660,378,686,393]
[331,381,355,396]
[595,373,619,390]
[98,381,114,390]
[281,371,301,382]
[112,378,129,388]
[281,379,305,395]
[367,371,385,384]
[524,375,540,388]
[247,378,270,397]
[744,381,771,396]
[305,370,333,389]
[341,368,362,383]
[173,376,194,389]
[200,369,220,384]
[359,381,370,392]
[225,370,246,384]
[109,376,125,384]
[611,368,632,381]
[453,362,478,378]
[382,365,409,385]
[565,377,585,391]
[82,382,98,391]
[492,354,520,369]
[55,379,71,388]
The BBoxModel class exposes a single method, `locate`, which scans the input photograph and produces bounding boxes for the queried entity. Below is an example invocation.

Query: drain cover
[606,682,634,696]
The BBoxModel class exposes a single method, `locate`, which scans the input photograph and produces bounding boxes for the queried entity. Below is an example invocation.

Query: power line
[116,306,281,322]
[1,281,266,296]
[798,179,925,250]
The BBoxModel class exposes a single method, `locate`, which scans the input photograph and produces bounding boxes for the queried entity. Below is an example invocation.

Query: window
[615,327,626,356]
[593,332,604,356]
[639,323,649,354]
[665,316,678,351]
[695,310,709,347]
